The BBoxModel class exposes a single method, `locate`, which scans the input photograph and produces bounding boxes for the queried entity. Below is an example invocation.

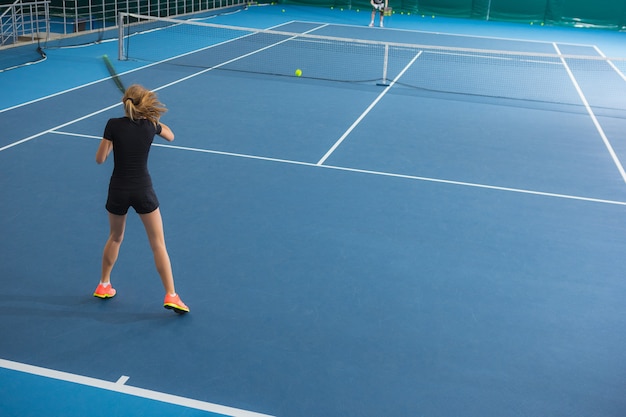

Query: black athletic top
[103,117,162,190]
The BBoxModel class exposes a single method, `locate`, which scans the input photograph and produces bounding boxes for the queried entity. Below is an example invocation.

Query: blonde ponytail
[122,84,167,125]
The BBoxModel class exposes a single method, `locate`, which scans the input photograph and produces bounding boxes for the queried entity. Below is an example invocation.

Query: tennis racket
[102,54,126,94]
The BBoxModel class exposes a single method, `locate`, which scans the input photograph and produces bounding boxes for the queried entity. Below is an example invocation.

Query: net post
[117,12,124,60]
[377,43,390,87]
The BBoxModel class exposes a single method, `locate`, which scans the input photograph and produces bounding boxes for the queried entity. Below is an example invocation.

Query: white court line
[593,45,626,83]
[49,130,626,207]
[316,51,423,166]
[51,131,101,139]
[116,375,130,385]
[553,42,626,184]
[0,103,122,153]
[0,77,123,114]
[0,358,274,417]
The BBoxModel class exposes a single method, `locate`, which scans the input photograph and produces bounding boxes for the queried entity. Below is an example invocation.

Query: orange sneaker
[93,283,116,299]
[163,294,189,314]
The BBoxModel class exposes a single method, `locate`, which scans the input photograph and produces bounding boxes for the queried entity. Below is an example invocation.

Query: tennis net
[119,12,626,111]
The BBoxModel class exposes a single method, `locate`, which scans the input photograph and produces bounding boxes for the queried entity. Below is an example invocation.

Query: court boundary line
[554,42,626,184]
[48,130,626,207]
[0,103,124,152]
[0,358,275,417]
[594,45,626,82]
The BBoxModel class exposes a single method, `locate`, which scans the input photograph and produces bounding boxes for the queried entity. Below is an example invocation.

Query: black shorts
[106,186,159,215]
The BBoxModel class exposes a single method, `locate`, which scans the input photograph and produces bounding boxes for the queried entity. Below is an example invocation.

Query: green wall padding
[416,0,473,17]
[280,0,626,29]
[557,0,626,28]
[487,0,548,22]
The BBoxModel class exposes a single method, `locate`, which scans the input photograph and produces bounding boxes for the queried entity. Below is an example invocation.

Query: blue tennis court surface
[2,5,626,417]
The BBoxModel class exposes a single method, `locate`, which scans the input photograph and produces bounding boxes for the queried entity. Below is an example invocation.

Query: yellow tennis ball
[295,69,302,77]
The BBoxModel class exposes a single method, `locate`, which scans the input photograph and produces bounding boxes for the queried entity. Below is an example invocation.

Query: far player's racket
[102,54,126,94]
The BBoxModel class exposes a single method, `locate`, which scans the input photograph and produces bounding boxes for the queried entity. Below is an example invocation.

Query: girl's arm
[96,138,112,164]
[158,122,175,142]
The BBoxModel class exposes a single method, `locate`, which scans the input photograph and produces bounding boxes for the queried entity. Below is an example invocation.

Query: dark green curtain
[281,0,626,29]
[553,0,626,28]
[483,0,549,22]
[415,0,473,17]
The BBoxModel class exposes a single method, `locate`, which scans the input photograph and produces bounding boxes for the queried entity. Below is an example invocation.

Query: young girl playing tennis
[93,84,189,314]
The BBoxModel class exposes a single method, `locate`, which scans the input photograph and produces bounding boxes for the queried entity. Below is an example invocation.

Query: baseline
[0,358,274,417]
[553,42,626,183]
